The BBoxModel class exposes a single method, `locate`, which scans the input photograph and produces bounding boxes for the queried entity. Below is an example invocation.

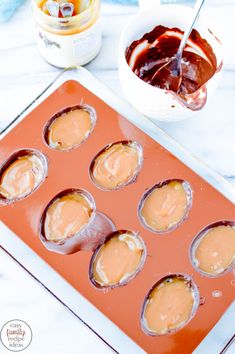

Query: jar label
[35,20,102,68]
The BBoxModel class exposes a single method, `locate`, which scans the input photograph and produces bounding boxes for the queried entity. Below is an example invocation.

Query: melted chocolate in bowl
[126,26,218,110]
[141,274,200,336]
[89,230,146,289]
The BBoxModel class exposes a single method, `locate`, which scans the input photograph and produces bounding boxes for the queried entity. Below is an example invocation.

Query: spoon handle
[177,0,206,58]
[46,0,60,17]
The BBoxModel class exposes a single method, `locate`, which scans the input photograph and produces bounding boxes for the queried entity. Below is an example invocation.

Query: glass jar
[32,0,101,68]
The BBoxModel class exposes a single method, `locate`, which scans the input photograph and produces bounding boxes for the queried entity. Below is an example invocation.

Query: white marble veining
[0,1,235,353]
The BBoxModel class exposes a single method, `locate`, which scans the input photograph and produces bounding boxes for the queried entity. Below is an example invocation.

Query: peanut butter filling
[92,232,144,287]
[143,277,195,335]
[0,154,45,200]
[44,192,93,242]
[91,142,142,190]
[140,181,189,232]
[194,225,235,275]
[47,108,92,151]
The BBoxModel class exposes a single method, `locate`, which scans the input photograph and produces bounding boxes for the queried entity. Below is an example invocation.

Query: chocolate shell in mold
[39,188,116,255]
[89,230,146,289]
[89,140,143,191]
[0,149,48,206]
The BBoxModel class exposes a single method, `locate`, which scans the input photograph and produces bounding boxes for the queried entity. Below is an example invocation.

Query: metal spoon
[46,0,60,17]
[60,2,74,18]
[152,0,206,93]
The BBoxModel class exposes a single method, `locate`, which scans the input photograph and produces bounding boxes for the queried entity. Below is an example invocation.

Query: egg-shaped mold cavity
[190,220,235,278]
[89,230,146,289]
[39,188,116,255]
[0,149,48,206]
[89,140,143,191]
[138,179,192,234]
[43,104,96,151]
[141,274,200,336]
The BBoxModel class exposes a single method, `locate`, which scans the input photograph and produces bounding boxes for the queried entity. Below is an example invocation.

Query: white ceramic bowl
[119,4,223,122]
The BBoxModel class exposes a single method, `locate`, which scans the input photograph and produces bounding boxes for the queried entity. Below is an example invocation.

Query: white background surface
[0,1,235,353]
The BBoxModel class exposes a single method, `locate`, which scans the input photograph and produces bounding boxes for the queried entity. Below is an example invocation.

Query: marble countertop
[0,1,235,353]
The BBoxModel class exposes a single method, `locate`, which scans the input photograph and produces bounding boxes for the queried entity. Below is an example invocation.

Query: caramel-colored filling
[92,233,144,286]
[143,277,195,335]
[0,154,44,200]
[44,193,92,242]
[48,108,92,150]
[140,181,189,232]
[194,225,235,275]
[92,143,141,190]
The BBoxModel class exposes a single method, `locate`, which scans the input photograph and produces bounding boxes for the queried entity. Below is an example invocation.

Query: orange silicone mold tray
[0,78,234,354]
